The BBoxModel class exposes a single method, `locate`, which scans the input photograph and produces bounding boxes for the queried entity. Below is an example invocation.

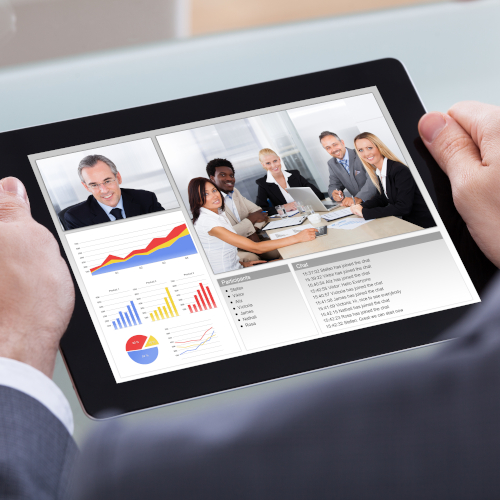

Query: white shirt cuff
[0,357,74,435]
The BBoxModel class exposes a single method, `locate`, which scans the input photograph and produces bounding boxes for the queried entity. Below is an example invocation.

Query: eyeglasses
[86,178,117,191]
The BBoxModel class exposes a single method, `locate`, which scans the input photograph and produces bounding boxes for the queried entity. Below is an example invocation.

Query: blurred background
[0,0,446,68]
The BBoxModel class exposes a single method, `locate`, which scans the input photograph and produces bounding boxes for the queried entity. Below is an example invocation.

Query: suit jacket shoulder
[63,188,164,230]
[0,386,78,500]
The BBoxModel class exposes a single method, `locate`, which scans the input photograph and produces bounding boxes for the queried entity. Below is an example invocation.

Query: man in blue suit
[61,154,164,230]
[1,102,500,499]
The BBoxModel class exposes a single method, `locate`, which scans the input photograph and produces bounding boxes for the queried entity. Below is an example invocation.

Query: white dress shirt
[266,169,295,204]
[222,191,241,222]
[97,195,126,221]
[0,357,74,434]
[376,158,389,198]
[194,208,243,274]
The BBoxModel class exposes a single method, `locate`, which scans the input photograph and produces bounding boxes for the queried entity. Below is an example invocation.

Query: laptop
[287,187,339,212]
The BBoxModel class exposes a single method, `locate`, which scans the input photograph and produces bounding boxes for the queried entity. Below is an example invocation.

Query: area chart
[91,224,197,275]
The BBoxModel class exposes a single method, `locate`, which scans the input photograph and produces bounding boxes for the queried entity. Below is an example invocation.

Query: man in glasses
[61,154,164,230]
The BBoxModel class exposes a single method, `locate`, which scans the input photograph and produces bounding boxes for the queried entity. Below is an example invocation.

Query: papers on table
[269,210,299,218]
[327,218,373,230]
[321,207,353,221]
[264,217,306,230]
[268,224,314,240]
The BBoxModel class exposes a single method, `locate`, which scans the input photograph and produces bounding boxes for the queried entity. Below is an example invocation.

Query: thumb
[418,112,483,188]
[0,177,31,222]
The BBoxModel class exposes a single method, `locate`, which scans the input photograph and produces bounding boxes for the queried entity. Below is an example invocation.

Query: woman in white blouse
[255,148,324,216]
[189,178,317,274]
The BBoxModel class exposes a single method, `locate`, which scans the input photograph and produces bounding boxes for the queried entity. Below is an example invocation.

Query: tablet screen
[28,87,479,384]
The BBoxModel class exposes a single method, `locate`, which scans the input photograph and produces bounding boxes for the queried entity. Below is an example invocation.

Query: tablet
[0,59,482,418]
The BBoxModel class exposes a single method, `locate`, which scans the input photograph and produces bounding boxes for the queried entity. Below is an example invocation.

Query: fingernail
[419,112,447,143]
[0,177,28,202]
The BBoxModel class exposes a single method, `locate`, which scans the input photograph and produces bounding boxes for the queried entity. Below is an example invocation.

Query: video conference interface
[29,88,479,384]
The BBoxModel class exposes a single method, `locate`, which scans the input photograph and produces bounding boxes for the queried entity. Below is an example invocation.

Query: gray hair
[78,154,118,182]
[319,131,341,143]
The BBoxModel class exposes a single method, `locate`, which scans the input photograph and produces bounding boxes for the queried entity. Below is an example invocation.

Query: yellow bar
[163,296,174,317]
[158,307,165,320]
[154,310,160,321]
[162,306,169,319]
[166,287,179,316]
[150,313,155,322]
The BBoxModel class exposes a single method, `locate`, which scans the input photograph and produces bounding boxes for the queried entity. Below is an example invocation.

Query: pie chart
[126,335,159,365]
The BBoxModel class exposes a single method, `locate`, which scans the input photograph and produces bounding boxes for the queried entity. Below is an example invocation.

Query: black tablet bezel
[0,58,478,418]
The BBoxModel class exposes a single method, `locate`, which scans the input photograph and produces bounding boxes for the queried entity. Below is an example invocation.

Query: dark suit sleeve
[255,181,277,216]
[0,386,78,500]
[361,177,388,210]
[361,165,415,220]
[63,210,82,230]
[147,192,164,213]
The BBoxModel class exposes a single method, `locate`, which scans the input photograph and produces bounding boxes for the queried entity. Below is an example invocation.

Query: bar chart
[149,287,179,322]
[187,283,217,313]
[112,300,142,330]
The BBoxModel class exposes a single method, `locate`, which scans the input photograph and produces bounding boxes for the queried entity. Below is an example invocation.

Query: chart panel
[65,211,241,381]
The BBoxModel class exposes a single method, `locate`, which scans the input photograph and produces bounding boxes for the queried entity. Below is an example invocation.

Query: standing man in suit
[62,154,164,230]
[206,158,277,262]
[320,131,378,207]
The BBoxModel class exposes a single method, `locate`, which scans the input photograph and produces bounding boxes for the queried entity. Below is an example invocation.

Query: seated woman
[255,148,324,215]
[350,133,435,229]
[189,177,317,274]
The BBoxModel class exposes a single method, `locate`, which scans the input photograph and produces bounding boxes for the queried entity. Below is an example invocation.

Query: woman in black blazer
[255,148,324,215]
[350,133,435,229]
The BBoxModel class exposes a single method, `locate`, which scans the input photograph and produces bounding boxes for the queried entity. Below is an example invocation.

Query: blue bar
[130,301,142,325]
[113,321,117,330]
[124,312,132,327]
[117,318,123,329]
[127,305,137,326]
[119,311,127,328]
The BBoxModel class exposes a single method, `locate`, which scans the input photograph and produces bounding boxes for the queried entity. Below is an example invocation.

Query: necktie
[338,159,350,175]
[110,208,124,220]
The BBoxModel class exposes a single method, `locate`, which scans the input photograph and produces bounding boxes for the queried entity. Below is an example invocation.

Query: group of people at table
[188,131,435,274]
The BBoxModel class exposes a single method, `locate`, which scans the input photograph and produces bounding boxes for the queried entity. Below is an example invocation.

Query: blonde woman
[350,133,435,228]
[255,148,323,215]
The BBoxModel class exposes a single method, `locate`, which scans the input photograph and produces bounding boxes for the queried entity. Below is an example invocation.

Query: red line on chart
[175,327,214,344]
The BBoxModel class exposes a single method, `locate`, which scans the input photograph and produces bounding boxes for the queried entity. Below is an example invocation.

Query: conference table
[264,207,423,259]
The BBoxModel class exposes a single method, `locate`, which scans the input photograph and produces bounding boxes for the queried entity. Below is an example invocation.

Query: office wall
[287,94,405,191]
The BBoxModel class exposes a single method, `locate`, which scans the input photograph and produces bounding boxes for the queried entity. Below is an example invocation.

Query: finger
[418,112,483,184]
[0,177,32,223]
[448,101,500,166]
